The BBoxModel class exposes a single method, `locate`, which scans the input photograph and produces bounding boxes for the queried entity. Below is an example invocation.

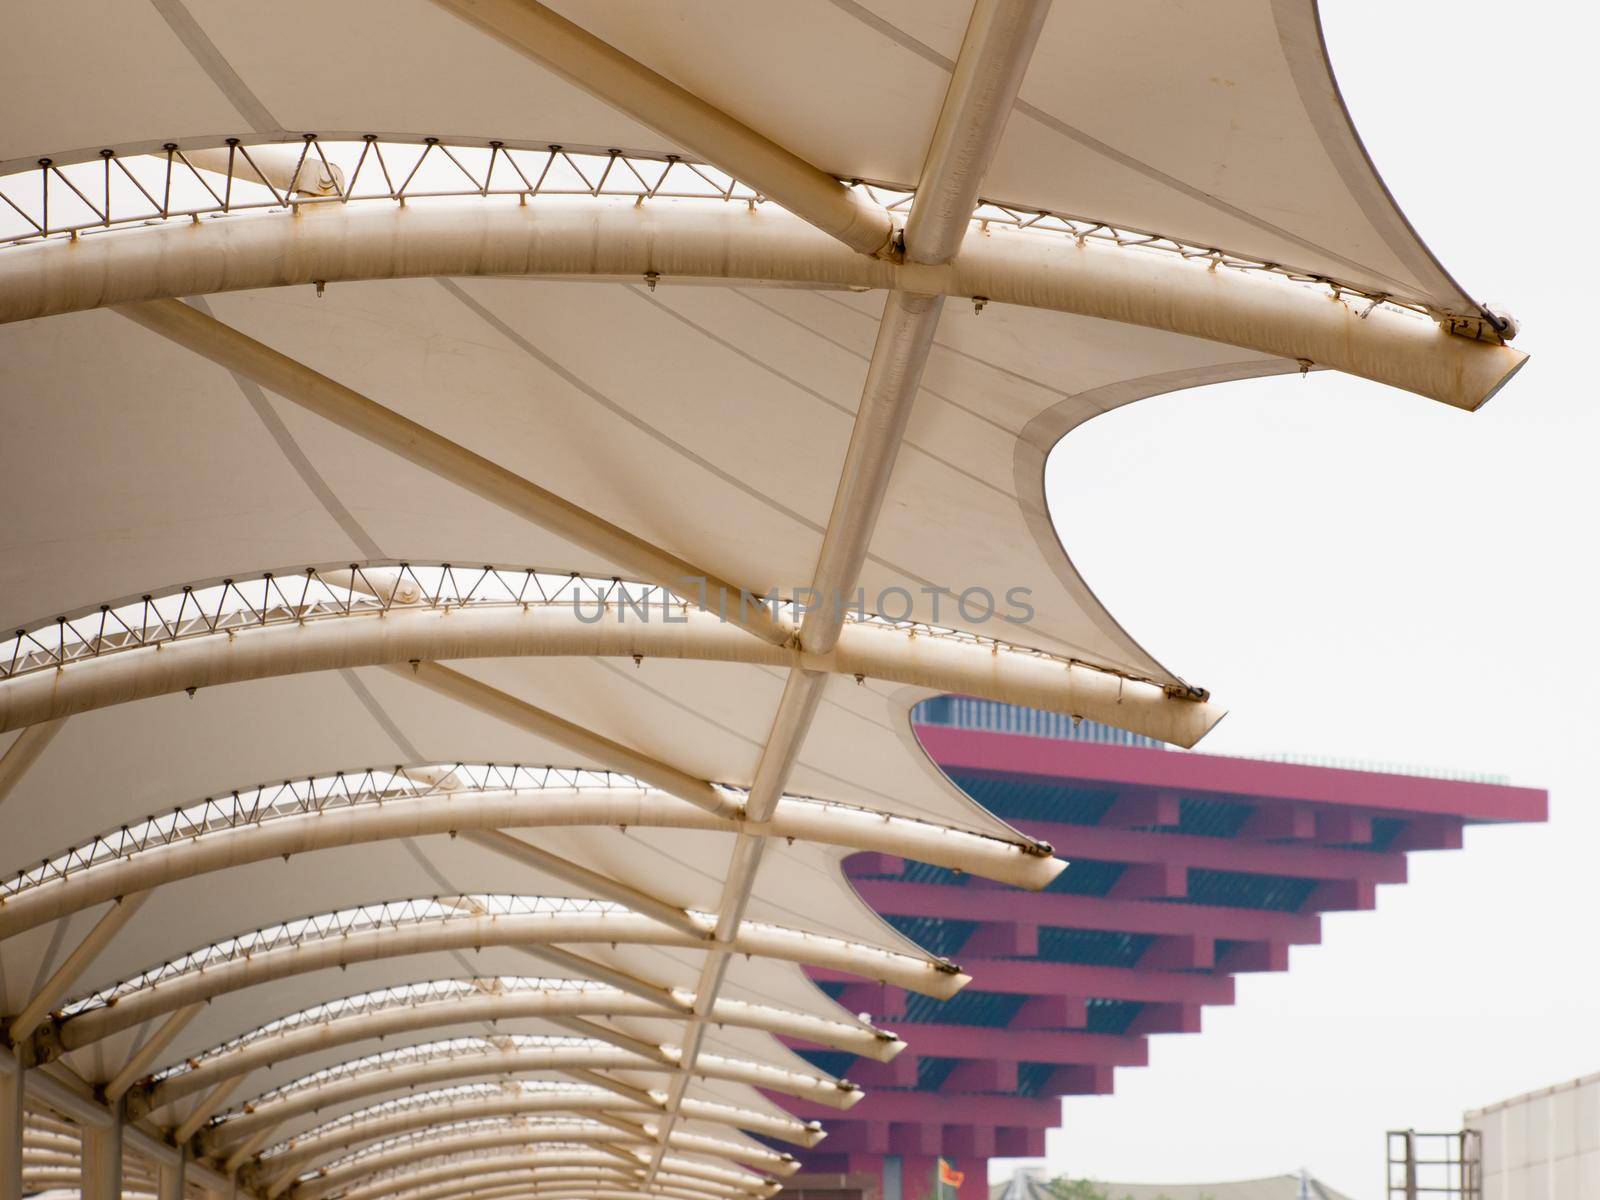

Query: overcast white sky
[998,4,1597,1197]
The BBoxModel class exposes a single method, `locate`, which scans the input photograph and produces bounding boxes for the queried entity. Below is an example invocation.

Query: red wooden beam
[1021,817,1408,883]
[779,1091,1060,1126]
[1216,941,1290,972]
[944,1060,1018,1093]
[1138,935,1214,971]
[1012,995,1088,1030]
[1044,1064,1116,1096]
[1101,790,1180,829]
[1109,863,1187,900]
[1126,1003,1202,1035]
[851,880,1323,945]
[963,921,1038,957]
[917,725,1546,823]
[1239,804,1316,841]
[889,1023,1146,1067]
[810,961,1235,1005]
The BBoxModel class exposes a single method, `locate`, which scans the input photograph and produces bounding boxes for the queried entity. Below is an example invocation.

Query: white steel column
[157,1146,186,1200]
[80,1101,123,1200]
[642,3,1049,1177]
[0,1050,22,1200]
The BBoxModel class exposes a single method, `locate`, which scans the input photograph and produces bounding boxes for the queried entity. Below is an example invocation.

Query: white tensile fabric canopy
[0,4,1523,1200]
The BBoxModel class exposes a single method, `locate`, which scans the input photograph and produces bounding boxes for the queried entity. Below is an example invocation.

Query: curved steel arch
[369,1182,729,1200]
[43,897,963,1055]
[197,1036,859,1159]
[0,567,1216,745]
[292,1120,789,1200]
[334,1153,769,1200]
[137,976,896,1118]
[0,189,1522,409]
[0,766,1055,942]
[248,1083,815,1186]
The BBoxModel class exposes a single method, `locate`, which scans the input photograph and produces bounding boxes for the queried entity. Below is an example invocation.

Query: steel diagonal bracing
[132,979,898,1120]
[0,765,1057,942]
[195,1038,858,1161]
[115,298,789,646]
[425,0,896,259]
[0,187,1524,408]
[0,134,1515,333]
[643,2,1050,1177]
[0,567,1221,744]
[36,898,962,1058]
[243,1085,814,1187]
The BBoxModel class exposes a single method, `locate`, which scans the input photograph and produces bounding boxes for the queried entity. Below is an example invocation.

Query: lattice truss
[0,135,1454,322]
[0,3,1524,1200]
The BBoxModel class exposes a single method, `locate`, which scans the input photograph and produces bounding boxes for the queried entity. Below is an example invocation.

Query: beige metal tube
[359,1175,686,1200]
[114,298,788,647]
[201,1045,854,1157]
[0,1050,21,1200]
[428,0,894,258]
[0,788,1053,943]
[398,661,734,817]
[51,911,953,1051]
[103,1002,203,1101]
[7,893,150,1042]
[0,201,1522,409]
[363,1180,695,1200]
[799,291,943,655]
[903,0,1051,265]
[294,1125,788,1200]
[337,1155,735,1200]
[183,145,344,197]
[0,719,66,811]
[459,829,701,936]
[294,1127,653,1200]
[253,1091,808,1181]
[0,599,1218,745]
[171,1073,244,1145]
[222,1123,281,1173]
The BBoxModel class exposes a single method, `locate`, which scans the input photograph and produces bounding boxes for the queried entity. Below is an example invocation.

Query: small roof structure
[995,1167,1355,1200]
[0,4,1523,1200]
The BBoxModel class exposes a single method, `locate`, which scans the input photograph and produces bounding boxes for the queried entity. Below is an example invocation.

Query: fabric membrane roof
[0,4,1523,1200]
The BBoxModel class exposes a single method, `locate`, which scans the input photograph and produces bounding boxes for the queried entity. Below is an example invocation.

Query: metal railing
[1387,1129,1481,1200]
[1,561,1113,687]
[0,133,1449,320]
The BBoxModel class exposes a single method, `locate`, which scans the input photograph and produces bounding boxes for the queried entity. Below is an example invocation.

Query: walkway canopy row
[0,3,1522,1200]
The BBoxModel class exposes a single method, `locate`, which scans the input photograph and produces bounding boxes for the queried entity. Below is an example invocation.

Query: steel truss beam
[0,590,1218,745]
[0,202,1523,410]
[1,778,1053,944]
[338,1154,765,1200]
[197,1043,856,1162]
[0,719,66,811]
[427,0,896,259]
[248,1088,814,1185]
[367,1179,724,1200]
[135,984,898,1119]
[398,663,735,818]
[403,1184,743,1200]
[116,297,787,647]
[290,1123,787,1200]
[6,893,149,1042]
[41,905,963,1056]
